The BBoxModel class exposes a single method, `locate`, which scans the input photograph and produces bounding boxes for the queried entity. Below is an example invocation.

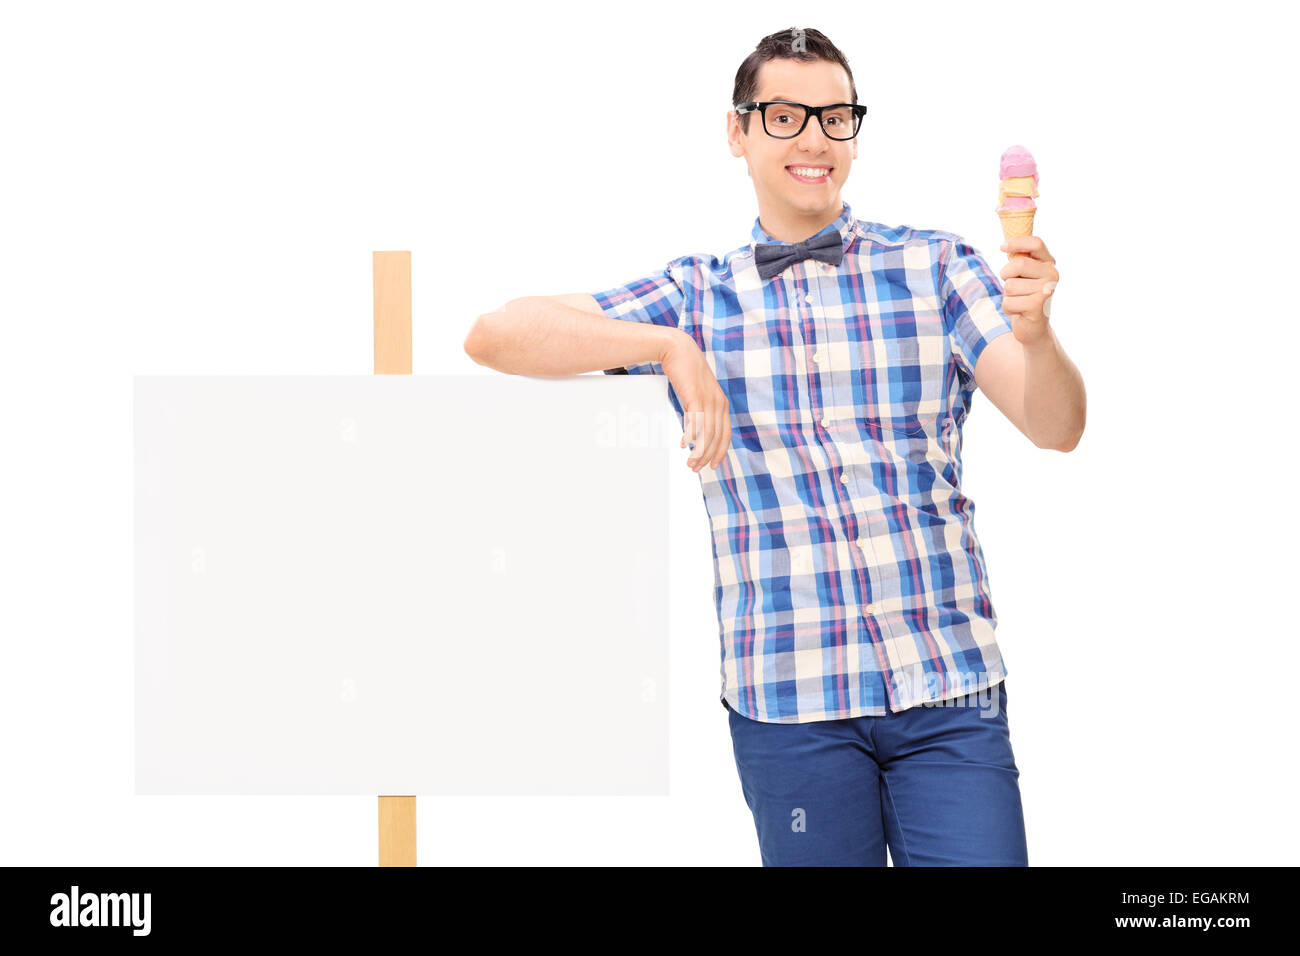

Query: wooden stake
[373,251,415,865]
[378,795,417,867]
[373,251,412,375]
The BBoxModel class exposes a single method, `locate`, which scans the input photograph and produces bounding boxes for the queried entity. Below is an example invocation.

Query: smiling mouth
[786,166,832,182]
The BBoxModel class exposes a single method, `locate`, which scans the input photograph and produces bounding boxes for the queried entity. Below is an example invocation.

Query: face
[727,58,858,241]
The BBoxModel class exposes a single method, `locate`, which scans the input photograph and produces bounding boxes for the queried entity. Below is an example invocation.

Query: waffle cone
[997,206,1036,258]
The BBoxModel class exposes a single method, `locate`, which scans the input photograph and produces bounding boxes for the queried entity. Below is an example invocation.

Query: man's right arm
[463,295,682,377]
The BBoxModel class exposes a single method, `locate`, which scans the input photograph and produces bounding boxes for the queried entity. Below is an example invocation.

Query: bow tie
[753,229,844,280]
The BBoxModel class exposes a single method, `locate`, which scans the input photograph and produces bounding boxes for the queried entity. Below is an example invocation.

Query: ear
[726,110,746,159]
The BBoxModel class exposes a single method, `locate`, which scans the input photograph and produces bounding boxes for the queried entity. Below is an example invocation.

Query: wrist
[1021,324,1056,359]
[655,326,690,364]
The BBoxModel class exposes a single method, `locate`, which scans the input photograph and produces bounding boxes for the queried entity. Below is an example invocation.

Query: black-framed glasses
[735,100,867,140]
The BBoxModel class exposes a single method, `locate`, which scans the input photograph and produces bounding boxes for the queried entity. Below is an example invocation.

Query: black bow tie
[753,229,844,280]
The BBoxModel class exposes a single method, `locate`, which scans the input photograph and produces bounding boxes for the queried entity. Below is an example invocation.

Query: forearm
[1023,326,1086,451]
[464,296,680,377]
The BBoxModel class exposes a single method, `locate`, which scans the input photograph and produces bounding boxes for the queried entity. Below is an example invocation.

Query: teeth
[789,167,829,178]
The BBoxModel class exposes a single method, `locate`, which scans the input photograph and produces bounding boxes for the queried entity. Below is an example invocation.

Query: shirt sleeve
[939,235,1014,388]
[591,260,685,376]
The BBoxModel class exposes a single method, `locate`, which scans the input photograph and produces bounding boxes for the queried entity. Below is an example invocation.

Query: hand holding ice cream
[995,144,1060,343]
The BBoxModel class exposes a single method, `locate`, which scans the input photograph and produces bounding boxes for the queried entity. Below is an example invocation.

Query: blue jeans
[725,678,1028,866]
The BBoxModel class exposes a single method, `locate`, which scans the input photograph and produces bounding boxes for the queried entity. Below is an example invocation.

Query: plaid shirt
[593,201,1015,723]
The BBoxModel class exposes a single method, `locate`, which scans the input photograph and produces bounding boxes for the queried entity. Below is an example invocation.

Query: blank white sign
[134,374,674,795]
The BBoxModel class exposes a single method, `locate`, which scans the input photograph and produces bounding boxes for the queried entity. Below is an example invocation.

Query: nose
[795,112,830,150]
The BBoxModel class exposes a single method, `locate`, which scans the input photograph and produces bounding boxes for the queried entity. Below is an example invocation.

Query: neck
[756,198,842,243]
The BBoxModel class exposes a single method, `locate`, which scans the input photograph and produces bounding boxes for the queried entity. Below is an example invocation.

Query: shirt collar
[749,201,856,253]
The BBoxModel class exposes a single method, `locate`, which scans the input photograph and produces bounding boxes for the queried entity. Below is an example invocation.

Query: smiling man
[464,26,1085,867]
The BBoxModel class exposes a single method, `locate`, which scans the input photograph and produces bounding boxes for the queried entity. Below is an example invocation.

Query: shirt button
[840,472,849,484]
[864,601,879,614]
[821,417,829,427]
[813,352,823,364]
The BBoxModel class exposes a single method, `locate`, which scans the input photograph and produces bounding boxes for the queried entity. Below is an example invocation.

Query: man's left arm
[974,235,1086,452]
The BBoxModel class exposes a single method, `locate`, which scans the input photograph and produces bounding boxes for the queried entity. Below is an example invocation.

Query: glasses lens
[822,106,858,139]
[763,103,806,138]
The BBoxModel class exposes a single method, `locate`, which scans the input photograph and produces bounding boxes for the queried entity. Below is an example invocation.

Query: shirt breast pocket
[858,305,947,440]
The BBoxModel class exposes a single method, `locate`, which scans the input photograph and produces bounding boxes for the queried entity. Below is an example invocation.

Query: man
[464,27,1084,866]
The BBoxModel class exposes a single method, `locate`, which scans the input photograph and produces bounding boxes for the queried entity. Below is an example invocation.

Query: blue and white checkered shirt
[593,201,1015,723]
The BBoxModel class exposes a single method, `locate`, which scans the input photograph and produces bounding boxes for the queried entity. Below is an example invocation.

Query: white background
[2,0,1296,865]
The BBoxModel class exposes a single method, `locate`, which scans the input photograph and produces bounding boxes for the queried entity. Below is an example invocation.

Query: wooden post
[374,251,412,376]
[373,251,416,866]
[378,793,417,868]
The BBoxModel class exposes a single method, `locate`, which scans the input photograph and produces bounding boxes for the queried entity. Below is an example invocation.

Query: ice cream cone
[997,206,1036,259]
[997,147,1039,259]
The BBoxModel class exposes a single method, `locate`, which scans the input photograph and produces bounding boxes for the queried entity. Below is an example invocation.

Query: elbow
[1062,404,1087,452]
[463,315,498,366]
[1050,421,1086,453]
[1030,424,1083,453]
[1065,422,1085,452]
[1059,383,1087,452]
[465,299,533,366]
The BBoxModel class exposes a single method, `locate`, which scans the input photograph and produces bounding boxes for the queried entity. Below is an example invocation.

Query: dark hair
[732,27,858,135]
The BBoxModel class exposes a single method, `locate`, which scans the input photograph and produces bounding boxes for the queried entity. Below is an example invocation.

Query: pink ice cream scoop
[997,145,1039,212]
[999,145,1038,181]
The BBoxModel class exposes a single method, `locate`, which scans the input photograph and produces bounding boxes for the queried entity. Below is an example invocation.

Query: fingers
[709,400,729,469]
[708,397,731,470]
[999,236,1055,264]
[999,257,1055,282]
[687,407,714,472]
[1002,276,1058,297]
[684,400,730,472]
[685,408,706,469]
[1001,291,1050,315]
